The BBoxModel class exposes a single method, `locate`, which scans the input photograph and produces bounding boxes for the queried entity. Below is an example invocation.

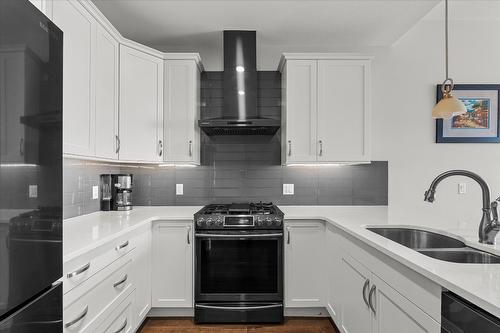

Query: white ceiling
[93,0,440,46]
[92,0,440,69]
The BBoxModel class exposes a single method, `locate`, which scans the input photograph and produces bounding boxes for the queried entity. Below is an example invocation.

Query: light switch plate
[176,184,184,195]
[458,182,467,194]
[92,186,99,199]
[283,184,294,195]
[28,185,38,198]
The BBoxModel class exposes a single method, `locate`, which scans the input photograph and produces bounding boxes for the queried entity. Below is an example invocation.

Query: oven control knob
[196,218,204,226]
[207,218,213,226]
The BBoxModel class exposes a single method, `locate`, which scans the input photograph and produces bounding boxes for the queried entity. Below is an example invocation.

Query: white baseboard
[148,307,194,317]
[284,307,329,317]
[147,307,329,318]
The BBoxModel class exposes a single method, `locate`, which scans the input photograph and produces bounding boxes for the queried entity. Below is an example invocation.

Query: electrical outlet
[458,182,467,194]
[176,184,184,195]
[283,184,294,195]
[92,185,99,199]
[28,185,38,198]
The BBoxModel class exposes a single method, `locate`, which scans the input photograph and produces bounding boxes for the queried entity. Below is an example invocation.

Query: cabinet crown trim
[278,53,373,72]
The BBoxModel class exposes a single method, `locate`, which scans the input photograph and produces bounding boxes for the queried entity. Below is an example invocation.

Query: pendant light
[432,0,466,119]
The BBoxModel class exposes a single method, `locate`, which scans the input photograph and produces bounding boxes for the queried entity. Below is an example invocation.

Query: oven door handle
[195,233,283,238]
[195,304,282,310]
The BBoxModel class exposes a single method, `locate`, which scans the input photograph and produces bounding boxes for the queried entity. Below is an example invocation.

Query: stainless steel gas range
[194,202,284,324]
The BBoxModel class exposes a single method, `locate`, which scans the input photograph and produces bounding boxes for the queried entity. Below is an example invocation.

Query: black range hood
[199,31,280,136]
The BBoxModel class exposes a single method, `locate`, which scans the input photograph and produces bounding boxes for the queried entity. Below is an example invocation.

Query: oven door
[195,231,283,302]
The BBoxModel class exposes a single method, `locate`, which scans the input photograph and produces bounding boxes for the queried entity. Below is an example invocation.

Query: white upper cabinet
[281,60,318,163]
[279,54,372,164]
[284,220,325,308]
[94,24,119,160]
[53,0,96,157]
[119,45,164,162]
[164,58,201,164]
[317,60,370,162]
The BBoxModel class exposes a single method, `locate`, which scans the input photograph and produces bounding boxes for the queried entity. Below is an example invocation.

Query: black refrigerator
[0,0,63,332]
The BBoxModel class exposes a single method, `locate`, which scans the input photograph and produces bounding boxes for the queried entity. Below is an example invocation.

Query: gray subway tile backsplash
[63,70,388,219]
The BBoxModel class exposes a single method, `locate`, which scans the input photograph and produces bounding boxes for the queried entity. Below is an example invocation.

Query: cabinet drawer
[63,233,135,294]
[94,291,134,333]
[63,250,134,332]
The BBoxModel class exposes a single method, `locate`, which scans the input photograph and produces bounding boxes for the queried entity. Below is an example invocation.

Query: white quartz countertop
[64,205,500,319]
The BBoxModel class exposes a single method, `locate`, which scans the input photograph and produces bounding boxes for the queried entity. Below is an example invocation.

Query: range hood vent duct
[199,30,280,136]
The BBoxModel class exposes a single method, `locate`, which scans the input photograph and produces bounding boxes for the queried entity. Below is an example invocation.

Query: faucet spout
[424,170,500,244]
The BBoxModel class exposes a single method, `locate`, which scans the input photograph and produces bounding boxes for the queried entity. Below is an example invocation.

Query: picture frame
[436,84,500,143]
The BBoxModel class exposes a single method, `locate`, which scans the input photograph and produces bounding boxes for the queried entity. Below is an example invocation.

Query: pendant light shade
[432,79,467,119]
[432,0,466,119]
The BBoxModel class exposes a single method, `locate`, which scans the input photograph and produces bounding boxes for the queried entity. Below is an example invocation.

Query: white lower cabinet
[152,221,193,308]
[130,227,151,327]
[284,220,326,307]
[326,225,342,322]
[94,291,135,333]
[339,254,440,333]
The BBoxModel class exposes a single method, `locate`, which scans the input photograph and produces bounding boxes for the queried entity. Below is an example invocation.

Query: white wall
[372,1,500,233]
[155,1,500,234]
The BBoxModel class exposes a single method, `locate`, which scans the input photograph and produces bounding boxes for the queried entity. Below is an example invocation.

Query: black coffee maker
[100,174,133,211]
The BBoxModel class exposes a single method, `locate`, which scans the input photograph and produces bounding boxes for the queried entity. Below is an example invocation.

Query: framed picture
[436,84,500,143]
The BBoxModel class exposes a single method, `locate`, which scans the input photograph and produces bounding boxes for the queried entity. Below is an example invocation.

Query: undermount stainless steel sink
[367,227,500,264]
[417,248,500,264]
[366,227,466,249]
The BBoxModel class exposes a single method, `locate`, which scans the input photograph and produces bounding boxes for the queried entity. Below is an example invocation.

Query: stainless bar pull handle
[113,274,128,288]
[115,240,129,251]
[111,319,127,333]
[195,233,283,239]
[158,140,163,157]
[286,227,291,244]
[187,226,191,244]
[368,285,377,315]
[288,140,292,156]
[115,135,120,154]
[362,279,370,307]
[64,306,88,328]
[20,138,24,156]
[67,262,90,278]
[188,140,192,157]
[195,304,282,310]
[319,140,323,156]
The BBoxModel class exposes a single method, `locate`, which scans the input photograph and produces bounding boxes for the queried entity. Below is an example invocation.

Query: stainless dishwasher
[442,292,500,332]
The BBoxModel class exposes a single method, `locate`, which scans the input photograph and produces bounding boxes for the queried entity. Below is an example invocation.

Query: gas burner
[194,202,283,230]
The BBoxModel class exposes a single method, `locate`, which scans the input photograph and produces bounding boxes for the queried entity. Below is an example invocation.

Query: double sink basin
[367,227,500,264]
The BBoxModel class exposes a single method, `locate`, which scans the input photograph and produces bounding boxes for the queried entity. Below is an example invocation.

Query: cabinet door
[164,60,200,164]
[130,229,151,328]
[94,24,119,160]
[371,275,440,333]
[119,45,163,162]
[317,60,370,162]
[283,60,318,163]
[53,0,95,157]
[152,221,193,307]
[339,255,372,333]
[326,226,341,323]
[284,220,325,307]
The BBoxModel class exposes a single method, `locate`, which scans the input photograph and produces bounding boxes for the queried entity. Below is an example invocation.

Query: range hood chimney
[199,31,280,136]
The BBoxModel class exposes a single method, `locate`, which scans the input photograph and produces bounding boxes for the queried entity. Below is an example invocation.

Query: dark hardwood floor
[139,317,340,333]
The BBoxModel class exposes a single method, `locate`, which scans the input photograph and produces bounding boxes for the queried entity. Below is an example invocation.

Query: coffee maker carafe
[100,174,133,211]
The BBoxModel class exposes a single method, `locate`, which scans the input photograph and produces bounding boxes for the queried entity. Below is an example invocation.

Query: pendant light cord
[445,0,449,80]
[442,0,453,94]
